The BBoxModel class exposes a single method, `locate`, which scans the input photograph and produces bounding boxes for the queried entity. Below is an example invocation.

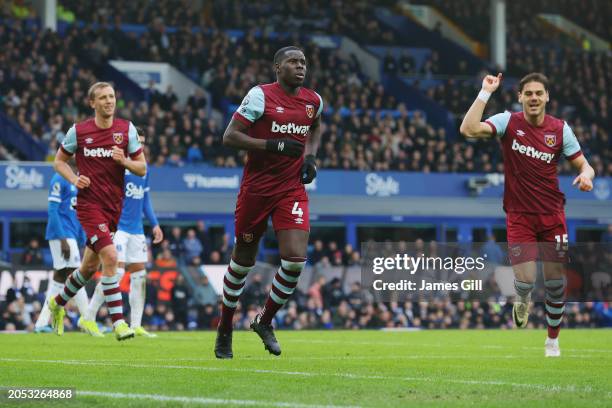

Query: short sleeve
[315,92,324,118]
[233,86,265,125]
[60,125,77,155]
[484,111,511,138]
[562,121,582,159]
[48,177,62,203]
[128,122,143,157]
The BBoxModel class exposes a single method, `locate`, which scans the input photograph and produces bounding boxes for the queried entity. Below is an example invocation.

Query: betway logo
[511,139,555,164]
[271,121,310,135]
[125,182,145,199]
[84,147,113,158]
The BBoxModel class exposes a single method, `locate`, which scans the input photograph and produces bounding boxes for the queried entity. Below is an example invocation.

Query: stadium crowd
[2,1,610,175]
[2,232,611,332]
[2,271,609,332]
[417,0,610,47]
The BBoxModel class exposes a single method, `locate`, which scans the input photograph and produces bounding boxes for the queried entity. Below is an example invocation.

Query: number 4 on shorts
[292,201,303,218]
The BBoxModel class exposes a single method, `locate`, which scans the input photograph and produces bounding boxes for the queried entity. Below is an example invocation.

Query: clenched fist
[74,175,91,189]
[482,73,503,93]
[112,146,127,165]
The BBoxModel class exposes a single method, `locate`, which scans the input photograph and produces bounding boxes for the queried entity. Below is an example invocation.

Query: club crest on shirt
[98,223,108,233]
[113,132,123,144]
[544,134,556,147]
[305,104,314,119]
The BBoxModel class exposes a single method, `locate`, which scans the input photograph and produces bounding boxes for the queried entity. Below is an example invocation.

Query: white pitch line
[106,354,603,362]
[0,387,359,408]
[289,339,612,354]
[0,358,604,395]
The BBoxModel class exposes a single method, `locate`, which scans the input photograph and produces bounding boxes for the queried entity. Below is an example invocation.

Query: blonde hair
[87,82,114,101]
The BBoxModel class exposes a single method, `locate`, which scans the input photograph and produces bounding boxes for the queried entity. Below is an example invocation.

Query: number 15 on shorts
[292,202,304,225]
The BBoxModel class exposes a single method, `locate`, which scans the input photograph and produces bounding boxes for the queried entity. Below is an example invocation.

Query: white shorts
[113,230,148,264]
[49,239,81,270]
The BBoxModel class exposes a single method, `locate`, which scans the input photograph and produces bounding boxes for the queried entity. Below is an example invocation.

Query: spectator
[196,275,218,306]
[183,228,203,265]
[171,273,189,328]
[21,239,43,266]
[167,227,184,260]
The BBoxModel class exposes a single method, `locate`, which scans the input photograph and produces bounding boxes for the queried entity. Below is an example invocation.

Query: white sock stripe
[229,259,253,275]
[108,306,123,315]
[270,290,288,305]
[223,284,244,297]
[65,280,79,294]
[278,268,299,283]
[546,288,565,298]
[222,298,238,308]
[545,304,565,314]
[545,293,564,303]
[546,316,562,326]
[73,271,86,285]
[272,277,294,295]
[225,272,248,285]
[59,291,71,302]
[281,259,306,272]
[544,279,565,287]
[105,293,122,303]
[100,276,119,285]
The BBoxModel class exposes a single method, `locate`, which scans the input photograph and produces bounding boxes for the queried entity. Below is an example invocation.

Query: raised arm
[460,73,503,138]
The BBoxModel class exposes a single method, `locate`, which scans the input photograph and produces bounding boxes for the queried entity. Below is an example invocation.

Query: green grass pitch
[0,329,610,407]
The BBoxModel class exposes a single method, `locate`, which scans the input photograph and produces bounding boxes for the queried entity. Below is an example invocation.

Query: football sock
[129,270,146,328]
[513,279,534,303]
[55,270,87,307]
[218,259,253,333]
[101,275,125,327]
[259,257,306,325]
[545,278,565,339]
[35,280,64,328]
[86,268,124,321]
[73,287,90,317]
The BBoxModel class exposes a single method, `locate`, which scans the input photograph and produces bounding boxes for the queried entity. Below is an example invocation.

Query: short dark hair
[518,72,549,92]
[273,46,304,65]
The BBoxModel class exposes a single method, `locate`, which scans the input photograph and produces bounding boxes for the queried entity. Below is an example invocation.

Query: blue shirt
[117,170,159,234]
[45,173,85,242]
